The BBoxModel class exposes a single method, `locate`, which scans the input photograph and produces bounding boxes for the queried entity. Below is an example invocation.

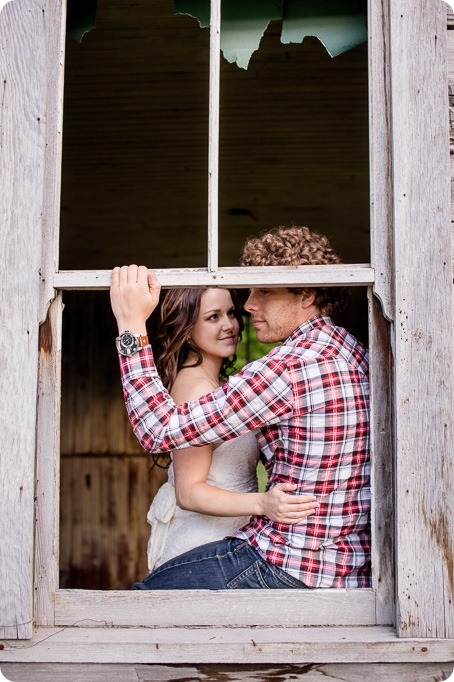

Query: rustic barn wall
[59,0,370,272]
[58,0,370,591]
[59,292,167,589]
[449,7,454,273]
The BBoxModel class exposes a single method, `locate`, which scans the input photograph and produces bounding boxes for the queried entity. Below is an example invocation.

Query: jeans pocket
[227,561,270,589]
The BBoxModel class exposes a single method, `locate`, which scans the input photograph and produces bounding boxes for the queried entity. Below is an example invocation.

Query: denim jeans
[133,538,308,590]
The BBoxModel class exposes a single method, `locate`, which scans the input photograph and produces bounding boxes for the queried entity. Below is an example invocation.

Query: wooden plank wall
[59,0,370,272]
[448,6,454,268]
[390,0,454,638]
[59,292,167,589]
[0,0,50,640]
[1,661,454,682]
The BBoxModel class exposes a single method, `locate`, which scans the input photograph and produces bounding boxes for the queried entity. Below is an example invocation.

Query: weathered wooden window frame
[1,0,452,657]
[36,0,390,632]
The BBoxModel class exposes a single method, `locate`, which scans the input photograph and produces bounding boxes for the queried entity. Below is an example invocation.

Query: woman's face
[190,289,240,361]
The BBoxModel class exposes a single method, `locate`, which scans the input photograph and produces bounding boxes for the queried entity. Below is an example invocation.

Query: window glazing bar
[208,0,221,272]
[53,264,374,290]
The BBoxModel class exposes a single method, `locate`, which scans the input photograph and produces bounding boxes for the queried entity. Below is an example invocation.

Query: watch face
[121,332,135,349]
[118,332,138,356]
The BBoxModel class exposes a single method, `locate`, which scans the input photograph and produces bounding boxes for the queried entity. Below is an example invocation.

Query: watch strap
[138,334,149,348]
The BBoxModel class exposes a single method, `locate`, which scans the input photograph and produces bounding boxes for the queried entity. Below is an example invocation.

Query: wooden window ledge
[1,627,453,664]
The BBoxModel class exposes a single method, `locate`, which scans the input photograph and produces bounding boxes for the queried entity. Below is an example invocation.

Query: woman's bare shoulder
[171,366,219,404]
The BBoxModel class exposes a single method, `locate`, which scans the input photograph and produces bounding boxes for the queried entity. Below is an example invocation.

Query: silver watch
[116,331,149,357]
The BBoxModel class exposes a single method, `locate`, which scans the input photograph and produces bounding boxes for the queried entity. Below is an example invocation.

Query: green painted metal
[175,0,367,68]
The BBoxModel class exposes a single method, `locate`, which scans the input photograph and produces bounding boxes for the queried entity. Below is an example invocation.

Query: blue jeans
[133,538,308,590]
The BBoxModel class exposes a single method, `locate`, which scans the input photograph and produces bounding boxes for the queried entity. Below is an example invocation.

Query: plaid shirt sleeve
[120,346,293,453]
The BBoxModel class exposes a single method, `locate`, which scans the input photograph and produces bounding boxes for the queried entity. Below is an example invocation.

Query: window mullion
[207,0,221,273]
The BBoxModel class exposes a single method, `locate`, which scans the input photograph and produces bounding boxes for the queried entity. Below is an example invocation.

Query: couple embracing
[110,225,371,591]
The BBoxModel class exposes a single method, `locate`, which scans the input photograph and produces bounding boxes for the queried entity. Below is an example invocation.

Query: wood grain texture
[34,295,63,626]
[0,0,48,640]
[59,0,370,272]
[1,662,453,682]
[59,456,165,590]
[367,0,395,627]
[54,588,376,628]
[389,0,454,637]
[207,0,220,273]
[38,0,66,323]
[368,0,393,322]
[53,264,374,290]
[368,293,394,626]
[0,626,453,664]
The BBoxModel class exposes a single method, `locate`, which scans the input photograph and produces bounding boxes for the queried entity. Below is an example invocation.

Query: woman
[146,287,319,571]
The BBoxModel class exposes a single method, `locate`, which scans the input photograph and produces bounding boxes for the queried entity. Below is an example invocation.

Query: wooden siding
[0,0,63,640]
[0,0,452,666]
[59,292,167,589]
[59,0,370,272]
[55,589,376,628]
[1,662,453,681]
[448,4,454,267]
[390,0,453,638]
[59,456,165,590]
[1,626,453,664]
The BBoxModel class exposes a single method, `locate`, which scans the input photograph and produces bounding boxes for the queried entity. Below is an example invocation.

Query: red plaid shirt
[120,315,371,588]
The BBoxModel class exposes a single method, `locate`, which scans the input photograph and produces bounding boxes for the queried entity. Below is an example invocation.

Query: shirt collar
[284,314,333,344]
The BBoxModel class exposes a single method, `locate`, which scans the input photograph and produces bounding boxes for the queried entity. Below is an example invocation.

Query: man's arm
[120,346,293,453]
[110,266,294,454]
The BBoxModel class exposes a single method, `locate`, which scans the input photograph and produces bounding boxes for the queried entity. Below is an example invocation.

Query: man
[110,225,371,590]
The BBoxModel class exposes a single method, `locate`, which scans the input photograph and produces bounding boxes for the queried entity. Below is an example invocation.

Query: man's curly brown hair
[240,225,348,317]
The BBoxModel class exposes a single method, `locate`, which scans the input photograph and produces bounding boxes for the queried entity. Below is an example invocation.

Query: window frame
[0,0,451,653]
[33,0,393,631]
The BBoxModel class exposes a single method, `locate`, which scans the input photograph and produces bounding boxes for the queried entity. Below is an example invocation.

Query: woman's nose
[221,315,234,330]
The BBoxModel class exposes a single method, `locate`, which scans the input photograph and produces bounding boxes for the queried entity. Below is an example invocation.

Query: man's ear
[301,290,316,309]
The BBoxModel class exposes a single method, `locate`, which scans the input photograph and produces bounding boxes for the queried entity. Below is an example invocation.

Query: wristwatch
[116,331,149,357]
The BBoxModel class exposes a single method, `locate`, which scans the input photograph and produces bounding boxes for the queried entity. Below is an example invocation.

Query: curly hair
[241,225,348,316]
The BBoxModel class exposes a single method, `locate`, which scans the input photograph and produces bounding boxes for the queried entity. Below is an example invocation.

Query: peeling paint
[176,0,367,69]
[39,314,53,355]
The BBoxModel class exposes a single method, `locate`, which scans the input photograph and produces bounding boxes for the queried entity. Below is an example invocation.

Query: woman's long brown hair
[154,287,243,391]
[150,288,243,469]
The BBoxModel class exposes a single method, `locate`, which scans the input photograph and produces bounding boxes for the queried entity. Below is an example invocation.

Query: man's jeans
[133,538,308,590]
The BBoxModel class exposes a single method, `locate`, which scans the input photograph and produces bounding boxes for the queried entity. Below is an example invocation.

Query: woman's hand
[258,483,319,524]
[110,265,161,334]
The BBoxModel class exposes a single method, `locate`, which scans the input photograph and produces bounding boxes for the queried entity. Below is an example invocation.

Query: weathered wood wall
[448,6,454,264]
[1,662,453,682]
[58,0,370,591]
[59,0,370,272]
[0,0,65,640]
[390,0,453,638]
[59,292,167,589]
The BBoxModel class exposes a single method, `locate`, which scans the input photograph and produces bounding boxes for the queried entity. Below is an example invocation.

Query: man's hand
[259,483,319,525]
[110,265,161,334]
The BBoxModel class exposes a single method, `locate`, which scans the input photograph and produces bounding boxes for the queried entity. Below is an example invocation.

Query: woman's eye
[227,309,236,317]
